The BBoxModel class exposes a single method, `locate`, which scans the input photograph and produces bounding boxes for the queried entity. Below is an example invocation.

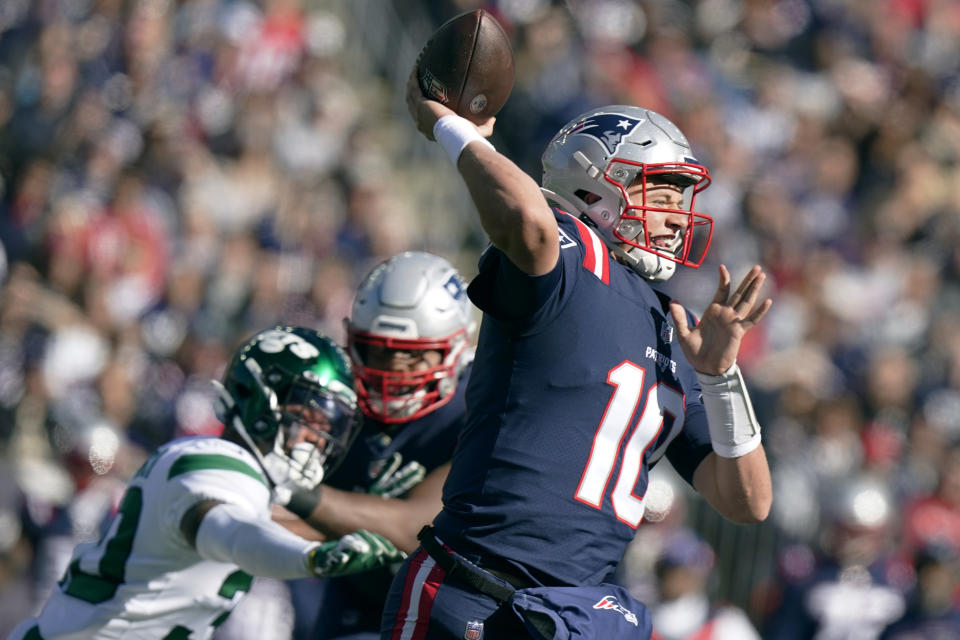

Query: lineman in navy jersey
[379,67,774,639]
[277,253,476,639]
[306,363,471,639]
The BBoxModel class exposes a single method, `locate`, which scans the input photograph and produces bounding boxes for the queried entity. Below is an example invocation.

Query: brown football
[417,9,515,125]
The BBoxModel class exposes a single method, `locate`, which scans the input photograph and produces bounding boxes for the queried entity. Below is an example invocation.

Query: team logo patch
[593,595,639,626]
[464,620,484,639]
[558,227,577,249]
[444,273,466,300]
[659,319,674,344]
[564,113,644,154]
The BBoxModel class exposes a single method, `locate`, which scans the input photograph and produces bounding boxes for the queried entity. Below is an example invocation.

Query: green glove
[309,530,406,577]
[368,452,427,498]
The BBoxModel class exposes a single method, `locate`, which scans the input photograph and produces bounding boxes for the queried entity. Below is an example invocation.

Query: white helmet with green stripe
[213,326,361,495]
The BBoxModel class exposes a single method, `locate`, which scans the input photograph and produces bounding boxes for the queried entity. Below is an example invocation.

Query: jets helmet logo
[564,113,643,154]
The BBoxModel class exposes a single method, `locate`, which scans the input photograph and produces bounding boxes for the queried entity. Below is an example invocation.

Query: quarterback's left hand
[669,264,772,376]
[309,530,405,577]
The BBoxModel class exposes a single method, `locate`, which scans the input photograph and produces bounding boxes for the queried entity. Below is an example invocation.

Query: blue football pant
[380,547,529,640]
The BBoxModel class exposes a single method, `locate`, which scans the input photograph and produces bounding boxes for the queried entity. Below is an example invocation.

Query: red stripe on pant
[390,548,448,640]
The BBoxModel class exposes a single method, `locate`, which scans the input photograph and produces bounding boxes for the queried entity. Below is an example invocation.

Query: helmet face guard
[348,328,467,424]
[541,106,714,281]
[218,326,360,493]
[265,378,358,488]
[604,158,713,269]
[347,251,474,425]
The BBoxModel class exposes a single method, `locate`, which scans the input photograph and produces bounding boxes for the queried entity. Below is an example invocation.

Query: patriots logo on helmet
[443,273,465,300]
[566,113,644,154]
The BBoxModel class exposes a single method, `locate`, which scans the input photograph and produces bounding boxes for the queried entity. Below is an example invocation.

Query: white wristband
[433,114,494,165]
[697,363,762,458]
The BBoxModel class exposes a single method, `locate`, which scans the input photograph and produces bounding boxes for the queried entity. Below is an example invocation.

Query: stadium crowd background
[1,0,959,636]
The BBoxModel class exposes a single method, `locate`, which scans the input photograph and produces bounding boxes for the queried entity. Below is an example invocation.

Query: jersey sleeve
[466,243,563,324]
[466,210,606,330]
[663,303,713,486]
[664,401,713,486]
[160,453,273,545]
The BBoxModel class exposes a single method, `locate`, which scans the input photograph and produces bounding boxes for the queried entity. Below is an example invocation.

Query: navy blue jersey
[326,363,470,494]
[310,364,470,639]
[433,210,713,587]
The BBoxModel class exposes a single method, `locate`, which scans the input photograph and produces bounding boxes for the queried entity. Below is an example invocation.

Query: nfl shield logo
[660,320,674,344]
[464,621,484,640]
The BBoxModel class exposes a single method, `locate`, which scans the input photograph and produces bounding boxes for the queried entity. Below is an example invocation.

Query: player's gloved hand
[308,530,405,577]
[368,452,426,498]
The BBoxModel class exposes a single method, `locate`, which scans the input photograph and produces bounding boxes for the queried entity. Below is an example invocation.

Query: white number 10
[574,361,684,527]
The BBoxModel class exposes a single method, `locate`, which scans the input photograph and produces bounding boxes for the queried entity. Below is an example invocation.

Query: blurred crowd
[2,0,960,637]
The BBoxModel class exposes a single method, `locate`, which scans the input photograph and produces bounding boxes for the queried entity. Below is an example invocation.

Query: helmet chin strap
[263,438,325,491]
[211,379,300,498]
[230,412,325,500]
[228,413,282,487]
[540,187,677,282]
[611,244,677,282]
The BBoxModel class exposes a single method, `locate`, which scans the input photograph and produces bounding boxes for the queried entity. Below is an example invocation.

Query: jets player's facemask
[262,381,357,492]
[348,331,466,425]
[214,326,361,497]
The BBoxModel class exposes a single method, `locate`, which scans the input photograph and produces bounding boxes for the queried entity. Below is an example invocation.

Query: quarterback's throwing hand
[669,264,772,376]
[309,530,405,577]
[405,67,495,141]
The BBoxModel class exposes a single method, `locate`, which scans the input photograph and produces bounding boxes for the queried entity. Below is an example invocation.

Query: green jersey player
[8,326,403,640]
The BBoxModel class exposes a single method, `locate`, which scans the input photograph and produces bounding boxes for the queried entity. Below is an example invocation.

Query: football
[417,9,515,125]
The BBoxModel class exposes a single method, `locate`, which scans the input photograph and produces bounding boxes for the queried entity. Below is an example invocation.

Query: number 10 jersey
[433,210,715,587]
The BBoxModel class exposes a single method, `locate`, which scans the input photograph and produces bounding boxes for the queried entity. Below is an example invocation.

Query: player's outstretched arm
[284,463,450,554]
[405,68,558,275]
[181,500,403,578]
[671,265,773,523]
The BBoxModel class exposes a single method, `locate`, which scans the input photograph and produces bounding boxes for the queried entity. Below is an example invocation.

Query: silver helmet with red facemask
[347,252,475,425]
[541,106,713,282]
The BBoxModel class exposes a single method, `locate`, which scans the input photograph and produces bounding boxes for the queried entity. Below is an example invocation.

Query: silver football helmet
[541,105,712,281]
[347,252,475,424]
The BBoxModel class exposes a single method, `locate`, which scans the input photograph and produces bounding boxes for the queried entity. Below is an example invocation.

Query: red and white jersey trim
[562,212,610,285]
